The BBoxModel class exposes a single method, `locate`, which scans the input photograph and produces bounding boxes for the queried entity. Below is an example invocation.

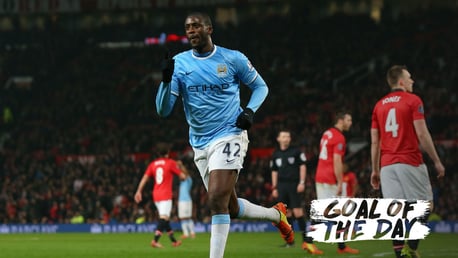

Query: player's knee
[207,192,229,213]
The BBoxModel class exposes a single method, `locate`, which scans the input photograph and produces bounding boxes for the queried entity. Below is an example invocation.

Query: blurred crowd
[0,3,457,224]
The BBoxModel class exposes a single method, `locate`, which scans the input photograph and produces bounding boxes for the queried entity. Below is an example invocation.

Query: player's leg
[188,217,196,238]
[178,201,190,238]
[399,164,433,258]
[156,200,181,247]
[315,184,359,254]
[289,188,306,247]
[277,183,295,232]
[381,164,407,257]
[207,169,238,258]
[231,189,294,245]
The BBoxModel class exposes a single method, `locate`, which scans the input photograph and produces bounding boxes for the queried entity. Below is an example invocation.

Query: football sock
[304,220,316,243]
[181,220,189,236]
[287,217,294,228]
[168,230,177,242]
[392,240,404,258]
[210,214,230,258]
[188,219,196,235]
[154,230,162,242]
[236,198,280,222]
[295,216,307,242]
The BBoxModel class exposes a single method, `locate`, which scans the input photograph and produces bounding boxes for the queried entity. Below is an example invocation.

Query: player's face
[184,16,212,52]
[277,132,291,148]
[400,69,414,92]
[342,114,352,131]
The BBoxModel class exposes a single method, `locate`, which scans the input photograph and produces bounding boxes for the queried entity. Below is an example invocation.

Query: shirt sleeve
[234,51,268,112]
[411,95,425,121]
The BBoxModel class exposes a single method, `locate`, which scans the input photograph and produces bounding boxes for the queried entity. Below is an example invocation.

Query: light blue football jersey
[156,45,268,148]
[179,176,193,202]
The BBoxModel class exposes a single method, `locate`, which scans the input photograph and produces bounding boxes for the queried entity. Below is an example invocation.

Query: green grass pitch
[0,232,457,258]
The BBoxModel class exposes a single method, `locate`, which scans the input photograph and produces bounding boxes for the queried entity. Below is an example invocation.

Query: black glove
[161,52,174,83]
[236,108,254,130]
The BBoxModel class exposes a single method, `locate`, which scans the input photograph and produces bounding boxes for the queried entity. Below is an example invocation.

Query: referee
[270,130,308,248]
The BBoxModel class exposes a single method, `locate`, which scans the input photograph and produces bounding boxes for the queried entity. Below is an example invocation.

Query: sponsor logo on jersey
[187,83,230,92]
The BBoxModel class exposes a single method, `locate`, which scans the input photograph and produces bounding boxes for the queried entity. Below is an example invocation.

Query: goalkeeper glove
[161,52,174,83]
[236,108,254,130]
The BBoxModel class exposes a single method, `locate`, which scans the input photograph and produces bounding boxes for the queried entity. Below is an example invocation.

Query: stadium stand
[0,1,457,224]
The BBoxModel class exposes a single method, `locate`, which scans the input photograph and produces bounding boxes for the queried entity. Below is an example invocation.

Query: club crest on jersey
[288,157,295,164]
[217,64,228,77]
[337,143,343,151]
[418,105,424,114]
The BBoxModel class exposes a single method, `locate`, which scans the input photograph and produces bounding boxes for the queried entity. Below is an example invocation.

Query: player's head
[276,130,292,149]
[154,142,170,158]
[334,111,352,132]
[184,12,213,53]
[387,65,414,92]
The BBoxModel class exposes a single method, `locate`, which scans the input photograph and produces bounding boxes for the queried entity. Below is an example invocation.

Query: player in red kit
[371,65,445,258]
[135,145,186,248]
[306,111,359,255]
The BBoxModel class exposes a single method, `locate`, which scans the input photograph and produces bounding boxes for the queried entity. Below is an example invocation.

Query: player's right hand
[134,192,142,203]
[161,51,174,83]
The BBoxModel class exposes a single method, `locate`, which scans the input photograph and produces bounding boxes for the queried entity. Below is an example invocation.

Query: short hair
[155,142,170,157]
[386,65,407,87]
[334,111,350,124]
[186,12,213,27]
[278,129,291,135]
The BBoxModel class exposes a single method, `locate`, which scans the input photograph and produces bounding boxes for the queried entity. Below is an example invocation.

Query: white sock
[237,198,280,223]
[210,214,230,258]
[181,220,189,236]
[188,219,195,235]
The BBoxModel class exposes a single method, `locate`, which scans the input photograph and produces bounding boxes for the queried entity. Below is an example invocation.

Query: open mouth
[189,36,199,44]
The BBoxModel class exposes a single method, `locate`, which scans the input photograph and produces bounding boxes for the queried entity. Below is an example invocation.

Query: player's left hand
[236,108,254,130]
[435,161,445,178]
[370,171,380,189]
[161,51,174,83]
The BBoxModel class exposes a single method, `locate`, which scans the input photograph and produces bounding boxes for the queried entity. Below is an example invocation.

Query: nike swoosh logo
[185,71,193,75]
[226,159,235,163]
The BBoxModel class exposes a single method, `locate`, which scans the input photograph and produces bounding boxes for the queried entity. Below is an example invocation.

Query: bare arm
[414,119,445,178]
[271,170,278,198]
[333,153,343,196]
[297,164,306,193]
[176,160,188,180]
[370,128,381,189]
[134,174,150,203]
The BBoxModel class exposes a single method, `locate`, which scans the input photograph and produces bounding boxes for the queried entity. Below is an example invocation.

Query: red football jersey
[371,90,424,167]
[144,158,182,202]
[316,127,346,184]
